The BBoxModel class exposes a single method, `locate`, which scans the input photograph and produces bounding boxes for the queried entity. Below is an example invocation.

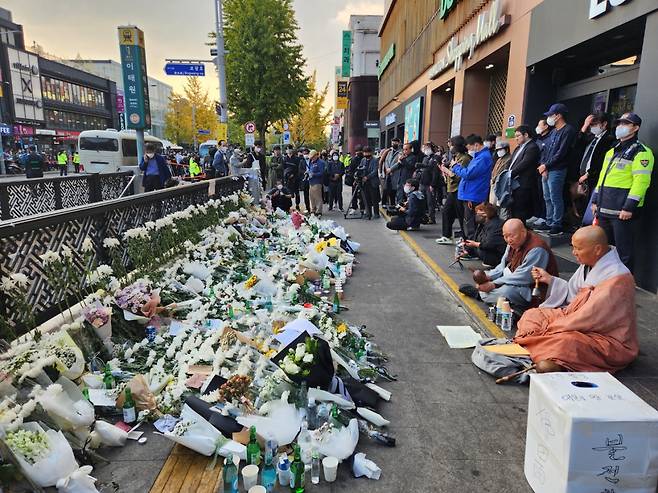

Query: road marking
[381,209,505,338]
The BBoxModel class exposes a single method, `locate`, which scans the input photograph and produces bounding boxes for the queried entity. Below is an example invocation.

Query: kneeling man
[460,218,558,310]
[515,226,638,373]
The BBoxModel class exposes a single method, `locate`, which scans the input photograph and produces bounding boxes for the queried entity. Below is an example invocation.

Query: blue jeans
[541,168,567,229]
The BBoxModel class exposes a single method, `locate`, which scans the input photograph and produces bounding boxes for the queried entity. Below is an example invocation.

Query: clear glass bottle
[297,420,313,465]
[311,448,320,484]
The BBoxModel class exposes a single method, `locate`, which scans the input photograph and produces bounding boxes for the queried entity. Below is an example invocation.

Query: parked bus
[78,129,164,174]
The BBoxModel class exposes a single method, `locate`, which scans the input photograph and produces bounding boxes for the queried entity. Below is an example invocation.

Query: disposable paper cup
[242,464,259,490]
[248,487,266,493]
[322,456,339,482]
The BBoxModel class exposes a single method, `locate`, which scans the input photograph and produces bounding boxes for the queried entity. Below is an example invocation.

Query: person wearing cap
[360,146,380,219]
[591,112,654,271]
[489,139,512,218]
[307,150,326,215]
[536,103,577,236]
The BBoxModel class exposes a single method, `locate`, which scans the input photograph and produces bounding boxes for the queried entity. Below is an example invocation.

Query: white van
[199,140,218,159]
[78,129,164,174]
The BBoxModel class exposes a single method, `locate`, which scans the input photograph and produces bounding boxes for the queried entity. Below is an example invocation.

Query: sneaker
[533,223,551,232]
[407,226,420,231]
[525,216,540,227]
[459,284,481,300]
[549,227,563,236]
[435,236,453,245]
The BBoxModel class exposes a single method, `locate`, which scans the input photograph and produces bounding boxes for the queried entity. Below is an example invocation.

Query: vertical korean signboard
[341,30,352,77]
[118,26,151,129]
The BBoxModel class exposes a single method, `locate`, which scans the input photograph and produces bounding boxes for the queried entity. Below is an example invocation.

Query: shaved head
[571,226,609,267]
[502,219,528,249]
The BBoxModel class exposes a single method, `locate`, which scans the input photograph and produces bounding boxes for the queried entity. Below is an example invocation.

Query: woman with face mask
[435,136,471,244]
[327,151,344,211]
[489,141,512,217]
[415,142,439,224]
[139,142,172,192]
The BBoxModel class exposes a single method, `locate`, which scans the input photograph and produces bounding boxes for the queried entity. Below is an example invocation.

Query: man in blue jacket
[139,143,172,192]
[441,134,493,239]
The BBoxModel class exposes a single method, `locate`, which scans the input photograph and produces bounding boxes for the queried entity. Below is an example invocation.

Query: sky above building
[4,0,383,119]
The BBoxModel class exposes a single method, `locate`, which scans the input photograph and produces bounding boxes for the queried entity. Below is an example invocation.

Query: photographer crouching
[386,179,426,231]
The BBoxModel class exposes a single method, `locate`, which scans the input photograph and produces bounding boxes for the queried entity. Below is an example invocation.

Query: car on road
[78,129,164,174]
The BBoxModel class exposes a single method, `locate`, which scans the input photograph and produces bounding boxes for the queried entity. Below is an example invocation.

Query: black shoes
[459,284,481,300]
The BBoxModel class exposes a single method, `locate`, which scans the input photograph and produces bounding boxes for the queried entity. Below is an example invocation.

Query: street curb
[380,208,506,339]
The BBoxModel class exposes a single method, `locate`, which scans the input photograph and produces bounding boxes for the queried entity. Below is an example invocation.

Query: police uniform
[591,135,654,270]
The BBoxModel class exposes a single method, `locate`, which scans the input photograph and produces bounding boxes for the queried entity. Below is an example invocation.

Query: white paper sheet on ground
[436,325,483,349]
[169,320,195,336]
[87,389,116,407]
[315,418,359,461]
[273,318,321,346]
[237,398,303,446]
[308,387,355,409]
[122,310,149,323]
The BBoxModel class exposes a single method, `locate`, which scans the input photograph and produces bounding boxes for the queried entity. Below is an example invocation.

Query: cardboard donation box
[525,372,658,493]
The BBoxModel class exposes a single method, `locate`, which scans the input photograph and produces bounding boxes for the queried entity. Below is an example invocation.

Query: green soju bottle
[223,453,238,493]
[122,387,136,424]
[227,304,235,319]
[247,425,261,465]
[289,444,305,493]
[333,291,340,314]
[103,364,115,389]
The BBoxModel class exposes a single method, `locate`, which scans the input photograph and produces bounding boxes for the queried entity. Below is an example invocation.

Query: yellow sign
[336,80,349,110]
[217,123,228,142]
[336,97,348,110]
[118,26,144,47]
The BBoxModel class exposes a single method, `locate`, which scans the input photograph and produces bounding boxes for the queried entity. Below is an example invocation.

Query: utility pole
[214,0,228,131]
[192,104,197,150]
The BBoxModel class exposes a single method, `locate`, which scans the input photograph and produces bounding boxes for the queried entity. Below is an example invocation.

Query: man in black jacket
[508,125,542,222]
[386,179,425,230]
[463,203,506,267]
[576,112,615,199]
[283,145,301,208]
[361,146,380,219]
[246,141,267,188]
[388,142,418,204]
[418,142,440,223]
[327,150,344,211]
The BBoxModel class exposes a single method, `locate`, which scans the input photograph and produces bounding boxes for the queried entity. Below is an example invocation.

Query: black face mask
[364,154,372,159]
[392,144,399,149]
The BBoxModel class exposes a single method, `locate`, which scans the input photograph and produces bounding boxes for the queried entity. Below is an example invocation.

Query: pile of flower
[0,190,396,489]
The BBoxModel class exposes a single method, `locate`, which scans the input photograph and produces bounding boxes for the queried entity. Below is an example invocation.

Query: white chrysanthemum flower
[9,273,29,288]
[81,237,94,253]
[61,245,73,258]
[0,277,16,293]
[103,237,121,249]
[39,250,61,265]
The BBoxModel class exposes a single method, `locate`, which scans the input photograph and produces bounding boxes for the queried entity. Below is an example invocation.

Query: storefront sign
[378,43,395,79]
[0,123,12,136]
[336,80,348,110]
[13,124,34,136]
[341,31,352,77]
[404,97,422,143]
[35,129,56,136]
[118,26,151,130]
[439,0,461,20]
[589,0,631,19]
[56,130,81,139]
[364,121,380,129]
[116,91,125,113]
[331,124,341,144]
[429,0,505,79]
[384,112,396,127]
[7,47,44,122]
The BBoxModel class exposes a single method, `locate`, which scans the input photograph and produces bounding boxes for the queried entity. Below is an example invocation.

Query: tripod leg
[344,185,361,219]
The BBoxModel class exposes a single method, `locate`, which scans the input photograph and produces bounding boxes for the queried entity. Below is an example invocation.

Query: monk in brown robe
[515,226,638,373]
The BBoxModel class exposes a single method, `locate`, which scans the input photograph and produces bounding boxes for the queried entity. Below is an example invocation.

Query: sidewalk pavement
[385,208,658,411]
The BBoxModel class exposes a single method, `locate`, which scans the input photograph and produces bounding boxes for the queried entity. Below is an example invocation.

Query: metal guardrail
[0,172,135,221]
[0,176,246,335]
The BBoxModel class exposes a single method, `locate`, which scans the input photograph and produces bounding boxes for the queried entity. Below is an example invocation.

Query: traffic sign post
[164,63,206,76]
[283,131,291,144]
[245,133,255,147]
[244,121,256,134]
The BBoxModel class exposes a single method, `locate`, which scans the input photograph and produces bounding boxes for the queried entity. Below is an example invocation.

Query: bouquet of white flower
[162,404,246,460]
[31,378,94,434]
[3,422,79,487]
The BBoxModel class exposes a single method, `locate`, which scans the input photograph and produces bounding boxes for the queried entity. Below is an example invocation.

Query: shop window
[608,84,636,120]
[487,68,508,135]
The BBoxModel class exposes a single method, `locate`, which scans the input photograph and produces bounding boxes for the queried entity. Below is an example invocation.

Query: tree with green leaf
[287,72,332,150]
[164,77,220,146]
[219,0,309,146]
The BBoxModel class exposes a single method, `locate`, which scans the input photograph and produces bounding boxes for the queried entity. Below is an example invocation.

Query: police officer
[591,112,654,271]
[57,149,68,176]
[72,151,81,173]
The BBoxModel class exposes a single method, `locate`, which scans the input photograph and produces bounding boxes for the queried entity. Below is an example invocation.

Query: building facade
[65,60,172,139]
[378,0,542,148]
[344,15,381,153]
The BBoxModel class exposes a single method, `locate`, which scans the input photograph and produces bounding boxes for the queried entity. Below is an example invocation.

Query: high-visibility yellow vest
[189,158,201,177]
[57,152,68,165]
[592,138,654,216]
[72,153,80,164]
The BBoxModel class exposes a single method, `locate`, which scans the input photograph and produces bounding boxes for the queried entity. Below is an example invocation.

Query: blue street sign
[283,131,291,144]
[164,63,206,76]
[197,129,211,135]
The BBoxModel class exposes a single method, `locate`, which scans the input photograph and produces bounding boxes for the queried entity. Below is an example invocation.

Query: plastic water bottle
[277,454,290,487]
[311,448,321,484]
[297,420,313,465]
[307,398,318,430]
[500,301,513,332]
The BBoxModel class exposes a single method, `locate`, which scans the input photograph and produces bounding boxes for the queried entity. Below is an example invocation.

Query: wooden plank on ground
[149,444,224,493]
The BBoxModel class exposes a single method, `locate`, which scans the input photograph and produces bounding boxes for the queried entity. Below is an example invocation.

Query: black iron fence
[0,176,245,335]
[0,172,135,221]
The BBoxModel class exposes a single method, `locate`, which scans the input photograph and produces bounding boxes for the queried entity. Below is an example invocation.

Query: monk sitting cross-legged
[514,226,638,373]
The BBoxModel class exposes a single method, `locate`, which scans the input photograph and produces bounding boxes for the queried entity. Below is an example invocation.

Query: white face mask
[484,142,493,149]
[255,147,262,153]
[423,149,432,156]
[277,184,283,190]
[403,185,412,194]
[546,116,557,127]
[146,153,154,159]
[535,126,544,135]
[468,150,476,157]
[497,149,507,158]
[590,126,603,136]
[615,125,633,140]
[332,155,339,161]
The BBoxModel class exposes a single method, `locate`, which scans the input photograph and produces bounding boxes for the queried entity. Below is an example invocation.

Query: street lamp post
[192,104,197,150]
[214,0,228,131]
